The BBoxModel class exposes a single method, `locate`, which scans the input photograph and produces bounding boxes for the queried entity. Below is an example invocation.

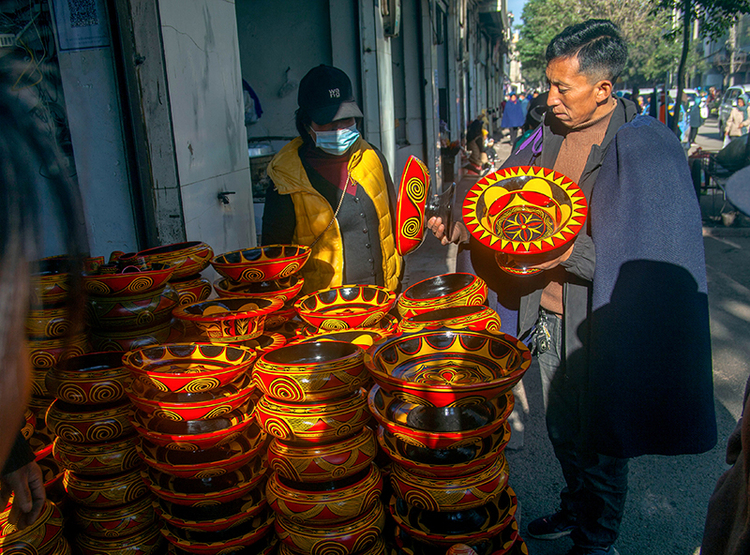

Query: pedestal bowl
[266,463,382,525]
[173,297,283,342]
[126,373,255,420]
[53,433,141,476]
[368,385,513,450]
[170,275,213,306]
[0,499,64,554]
[370,329,531,406]
[268,426,378,483]
[28,333,89,369]
[82,263,175,297]
[295,285,396,330]
[254,341,366,402]
[119,241,214,281]
[212,244,311,283]
[74,494,156,539]
[161,510,275,555]
[46,351,130,406]
[214,275,305,303]
[255,389,370,443]
[378,422,511,478]
[86,284,178,331]
[75,523,164,555]
[398,305,502,335]
[396,273,487,319]
[45,399,134,444]
[63,467,149,508]
[123,343,256,393]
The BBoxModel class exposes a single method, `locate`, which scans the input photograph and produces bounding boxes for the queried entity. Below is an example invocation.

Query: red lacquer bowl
[161,510,276,554]
[396,273,487,319]
[30,256,72,307]
[370,330,531,406]
[263,301,298,331]
[46,351,130,406]
[254,341,366,402]
[45,399,135,444]
[293,326,394,349]
[63,467,149,508]
[123,343,256,393]
[142,457,267,507]
[82,263,176,297]
[395,155,430,256]
[129,403,255,451]
[28,333,89,369]
[278,538,387,555]
[126,373,255,420]
[171,275,213,306]
[295,285,396,330]
[235,332,288,354]
[267,463,382,525]
[368,385,513,450]
[74,494,156,539]
[75,523,164,555]
[255,389,370,444]
[53,433,141,476]
[119,241,214,281]
[26,306,77,340]
[135,423,266,479]
[275,498,385,555]
[212,244,311,283]
[173,297,283,342]
[268,426,378,483]
[398,305,502,335]
[0,499,64,553]
[86,284,179,331]
[214,275,305,303]
[393,516,521,555]
[90,321,173,353]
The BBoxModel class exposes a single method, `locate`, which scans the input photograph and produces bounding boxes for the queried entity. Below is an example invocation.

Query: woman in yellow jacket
[262,65,402,294]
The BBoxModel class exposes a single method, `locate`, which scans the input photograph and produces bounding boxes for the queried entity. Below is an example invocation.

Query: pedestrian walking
[501,93,525,148]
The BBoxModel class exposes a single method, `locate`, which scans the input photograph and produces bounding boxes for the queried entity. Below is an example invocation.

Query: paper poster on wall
[51,0,110,51]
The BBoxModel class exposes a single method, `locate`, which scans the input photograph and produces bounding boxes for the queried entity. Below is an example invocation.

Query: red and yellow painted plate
[395,155,430,256]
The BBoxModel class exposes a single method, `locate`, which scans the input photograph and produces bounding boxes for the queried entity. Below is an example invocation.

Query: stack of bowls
[0,498,67,555]
[85,253,180,352]
[253,341,386,555]
[122,343,276,553]
[395,273,488,319]
[367,330,532,555]
[45,351,161,554]
[211,244,312,332]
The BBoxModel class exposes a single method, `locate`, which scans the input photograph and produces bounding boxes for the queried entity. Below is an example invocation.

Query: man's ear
[595,79,613,103]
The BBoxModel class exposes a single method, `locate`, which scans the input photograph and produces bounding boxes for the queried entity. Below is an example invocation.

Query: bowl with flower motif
[155,486,267,533]
[126,373,255,420]
[63,466,149,508]
[75,523,164,555]
[173,297,283,342]
[267,463,382,525]
[161,510,276,554]
[90,321,173,352]
[370,329,531,406]
[211,244,311,283]
[171,275,213,306]
[123,343,256,393]
[46,351,130,406]
[28,332,89,369]
[82,263,176,297]
[368,385,513,450]
[30,256,73,307]
[129,401,255,451]
[214,275,305,303]
[275,498,385,555]
[389,454,509,512]
[255,389,370,444]
[377,422,511,478]
[0,499,64,554]
[397,305,502,336]
[396,273,487,319]
[26,306,77,340]
[86,284,179,331]
[46,399,134,444]
[142,457,267,507]
[136,423,266,479]
[295,285,396,330]
[268,426,377,483]
[53,433,141,475]
[389,487,517,548]
[254,341,366,402]
[74,494,156,539]
[118,241,214,281]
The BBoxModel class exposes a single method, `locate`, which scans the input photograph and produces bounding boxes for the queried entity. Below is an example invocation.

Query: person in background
[724,95,749,146]
[688,95,704,146]
[519,92,530,115]
[262,65,402,294]
[465,116,491,174]
[501,92,526,147]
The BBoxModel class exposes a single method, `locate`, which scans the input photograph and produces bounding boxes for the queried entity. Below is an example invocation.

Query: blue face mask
[313,124,360,156]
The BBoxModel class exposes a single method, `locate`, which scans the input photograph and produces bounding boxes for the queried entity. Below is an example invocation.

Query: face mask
[312,124,360,156]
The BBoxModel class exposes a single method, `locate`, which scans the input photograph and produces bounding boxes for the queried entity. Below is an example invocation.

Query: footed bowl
[396,273,487,319]
[295,284,396,330]
[211,244,311,283]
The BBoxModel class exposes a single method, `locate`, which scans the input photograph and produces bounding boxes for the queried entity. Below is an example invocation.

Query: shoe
[526,511,577,540]
[566,546,619,555]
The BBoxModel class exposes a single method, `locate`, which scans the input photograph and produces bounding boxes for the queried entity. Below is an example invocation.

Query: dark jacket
[501,100,525,128]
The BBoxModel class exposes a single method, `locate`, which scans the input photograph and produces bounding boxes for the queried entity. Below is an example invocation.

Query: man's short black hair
[546,19,627,83]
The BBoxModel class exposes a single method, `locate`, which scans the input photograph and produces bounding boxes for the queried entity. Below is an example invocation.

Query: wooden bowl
[53,433,141,476]
[46,351,130,406]
[211,244,311,283]
[74,523,164,555]
[213,275,305,303]
[161,510,275,554]
[28,333,89,369]
[86,284,178,331]
[397,305,502,335]
[119,241,214,281]
[171,275,213,306]
[63,467,148,508]
[0,499,64,554]
[396,273,487,319]
[295,285,396,330]
[45,399,134,444]
[173,297,283,342]
[82,263,175,297]
[74,494,157,539]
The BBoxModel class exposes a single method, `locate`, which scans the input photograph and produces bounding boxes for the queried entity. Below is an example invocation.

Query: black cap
[298,65,364,125]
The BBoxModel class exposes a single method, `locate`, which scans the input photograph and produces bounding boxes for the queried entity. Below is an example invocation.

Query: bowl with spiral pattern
[63,466,148,508]
[214,274,305,303]
[294,284,396,331]
[86,284,179,331]
[82,262,176,297]
[211,244,311,283]
[396,273,488,319]
[46,351,130,406]
[173,297,283,343]
[53,433,141,476]
[74,494,156,539]
[118,241,214,281]
[0,499,64,554]
[45,399,134,445]
[397,305,502,336]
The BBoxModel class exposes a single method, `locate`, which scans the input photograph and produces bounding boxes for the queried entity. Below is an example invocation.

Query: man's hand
[427,217,469,246]
[0,461,46,530]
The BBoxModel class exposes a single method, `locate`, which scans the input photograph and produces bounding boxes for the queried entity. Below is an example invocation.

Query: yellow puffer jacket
[266,137,402,293]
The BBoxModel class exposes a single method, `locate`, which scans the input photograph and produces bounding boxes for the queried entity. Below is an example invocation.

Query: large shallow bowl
[212,244,311,283]
[86,284,178,331]
[127,373,255,421]
[370,330,531,406]
[82,263,175,297]
[161,510,275,554]
[295,285,396,330]
[396,273,487,319]
[119,241,214,281]
[53,433,141,476]
[267,463,382,525]
[0,499,64,554]
[398,305,502,335]
[63,467,148,508]
[155,487,267,533]
[46,351,130,406]
[173,297,283,342]
[255,389,370,444]
[123,343,256,393]
[214,275,305,302]
[268,426,377,483]
[74,494,156,539]
[368,385,513,450]
[254,341,366,402]
[45,399,134,444]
